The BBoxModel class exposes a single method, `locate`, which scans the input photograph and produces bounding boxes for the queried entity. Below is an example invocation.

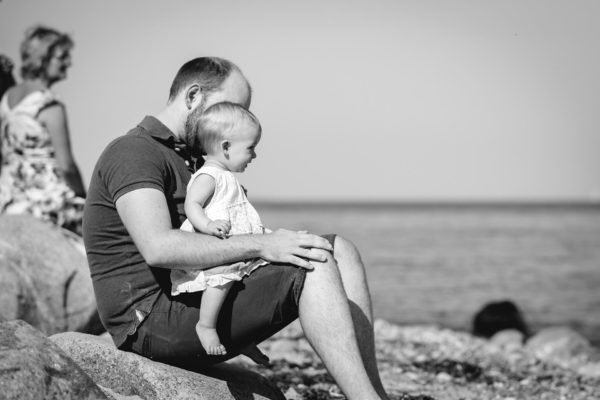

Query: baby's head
[188,101,262,172]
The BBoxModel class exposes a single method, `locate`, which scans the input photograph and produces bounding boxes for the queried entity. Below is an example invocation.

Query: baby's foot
[196,323,227,356]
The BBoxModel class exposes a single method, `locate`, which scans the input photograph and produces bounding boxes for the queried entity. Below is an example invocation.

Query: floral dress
[170,164,268,295]
[0,90,83,233]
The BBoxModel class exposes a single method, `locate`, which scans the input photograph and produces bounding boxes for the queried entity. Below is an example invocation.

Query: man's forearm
[115,188,331,271]
[145,229,263,270]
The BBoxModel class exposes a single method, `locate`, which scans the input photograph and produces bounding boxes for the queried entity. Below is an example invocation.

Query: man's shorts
[121,233,336,370]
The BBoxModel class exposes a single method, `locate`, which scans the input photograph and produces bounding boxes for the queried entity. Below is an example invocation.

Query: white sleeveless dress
[170,165,268,295]
[0,90,84,232]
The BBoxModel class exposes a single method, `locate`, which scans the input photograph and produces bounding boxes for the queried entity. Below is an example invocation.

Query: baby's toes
[218,345,227,355]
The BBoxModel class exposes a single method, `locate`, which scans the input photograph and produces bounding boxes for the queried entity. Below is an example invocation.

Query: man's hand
[206,219,231,239]
[258,229,333,270]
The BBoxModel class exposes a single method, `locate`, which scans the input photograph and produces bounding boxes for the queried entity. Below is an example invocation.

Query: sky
[1,0,599,202]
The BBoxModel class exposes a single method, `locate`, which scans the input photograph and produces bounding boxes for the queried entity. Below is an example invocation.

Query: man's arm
[115,188,332,270]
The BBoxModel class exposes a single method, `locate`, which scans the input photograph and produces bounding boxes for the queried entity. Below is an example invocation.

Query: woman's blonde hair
[20,25,73,80]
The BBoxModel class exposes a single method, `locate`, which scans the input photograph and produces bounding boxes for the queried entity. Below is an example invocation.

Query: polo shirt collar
[138,115,201,172]
[138,115,187,150]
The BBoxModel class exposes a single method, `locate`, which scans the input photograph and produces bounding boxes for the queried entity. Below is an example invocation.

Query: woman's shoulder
[4,83,58,111]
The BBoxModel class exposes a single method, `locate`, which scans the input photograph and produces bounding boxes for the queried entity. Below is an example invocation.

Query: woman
[0,26,85,235]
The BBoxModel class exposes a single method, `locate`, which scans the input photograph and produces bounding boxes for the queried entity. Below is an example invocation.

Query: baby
[170,101,267,356]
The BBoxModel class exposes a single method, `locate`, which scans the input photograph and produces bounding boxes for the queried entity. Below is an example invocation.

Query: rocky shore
[231,320,600,400]
[2,215,599,399]
[3,317,599,400]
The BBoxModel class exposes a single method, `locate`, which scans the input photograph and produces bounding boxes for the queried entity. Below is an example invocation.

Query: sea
[255,202,600,347]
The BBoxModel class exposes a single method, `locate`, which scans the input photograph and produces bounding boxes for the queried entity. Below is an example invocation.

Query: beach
[256,202,600,346]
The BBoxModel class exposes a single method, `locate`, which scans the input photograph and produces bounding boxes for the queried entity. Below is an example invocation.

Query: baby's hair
[191,102,261,155]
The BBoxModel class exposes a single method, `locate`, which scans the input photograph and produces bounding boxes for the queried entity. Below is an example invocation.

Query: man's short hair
[189,101,261,156]
[168,57,238,102]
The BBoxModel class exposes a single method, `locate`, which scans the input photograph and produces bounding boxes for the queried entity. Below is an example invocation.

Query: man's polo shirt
[83,116,198,348]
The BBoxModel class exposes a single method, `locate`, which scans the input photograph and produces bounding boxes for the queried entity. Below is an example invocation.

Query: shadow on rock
[0,320,108,400]
[0,215,102,335]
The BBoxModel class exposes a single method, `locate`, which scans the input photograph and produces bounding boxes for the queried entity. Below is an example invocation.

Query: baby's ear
[221,140,231,152]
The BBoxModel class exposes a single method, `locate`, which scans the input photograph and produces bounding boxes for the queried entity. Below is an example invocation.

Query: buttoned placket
[172,142,199,173]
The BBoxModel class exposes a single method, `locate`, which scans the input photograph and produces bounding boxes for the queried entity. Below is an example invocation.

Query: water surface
[256,202,600,346]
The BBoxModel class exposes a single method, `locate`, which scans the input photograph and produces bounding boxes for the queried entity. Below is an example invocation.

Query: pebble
[436,372,452,382]
[405,372,421,381]
[415,354,428,363]
[284,387,302,400]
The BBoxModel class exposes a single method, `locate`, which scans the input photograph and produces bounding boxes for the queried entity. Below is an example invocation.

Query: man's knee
[333,235,361,262]
[312,248,336,265]
[333,235,368,279]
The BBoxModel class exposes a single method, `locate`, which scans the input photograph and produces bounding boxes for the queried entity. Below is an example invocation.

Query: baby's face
[224,125,261,173]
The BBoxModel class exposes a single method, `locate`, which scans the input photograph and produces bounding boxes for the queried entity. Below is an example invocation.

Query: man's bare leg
[299,250,381,400]
[333,236,389,399]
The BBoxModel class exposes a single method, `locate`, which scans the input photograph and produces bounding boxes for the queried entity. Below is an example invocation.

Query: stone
[525,326,592,365]
[489,329,525,352]
[436,372,452,382]
[578,362,600,378]
[283,387,303,400]
[472,300,530,339]
[262,338,312,366]
[0,215,101,334]
[51,331,285,400]
[0,320,108,400]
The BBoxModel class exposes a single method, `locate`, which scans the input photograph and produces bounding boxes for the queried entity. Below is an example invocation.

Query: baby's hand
[207,219,231,239]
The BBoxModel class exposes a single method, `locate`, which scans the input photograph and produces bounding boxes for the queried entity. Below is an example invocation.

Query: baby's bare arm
[184,174,230,237]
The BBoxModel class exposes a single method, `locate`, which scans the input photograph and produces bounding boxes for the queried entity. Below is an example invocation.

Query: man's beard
[184,96,208,158]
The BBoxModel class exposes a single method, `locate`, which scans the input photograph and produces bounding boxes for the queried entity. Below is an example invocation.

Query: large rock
[525,326,595,366]
[51,331,285,400]
[472,300,530,339]
[0,320,108,400]
[0,214,100,334]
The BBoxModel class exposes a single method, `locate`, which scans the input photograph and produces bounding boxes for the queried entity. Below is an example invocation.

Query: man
[83,57,388,400]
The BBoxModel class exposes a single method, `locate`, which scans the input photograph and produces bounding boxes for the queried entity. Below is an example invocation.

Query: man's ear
[185,84,202,110]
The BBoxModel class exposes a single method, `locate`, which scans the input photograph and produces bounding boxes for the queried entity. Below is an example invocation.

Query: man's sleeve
[99,136,166,203]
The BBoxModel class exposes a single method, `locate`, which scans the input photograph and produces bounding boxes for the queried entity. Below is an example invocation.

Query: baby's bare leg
[197,282,234,355]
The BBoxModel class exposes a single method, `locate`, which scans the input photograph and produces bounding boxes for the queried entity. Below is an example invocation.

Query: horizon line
[252,198,600,208]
